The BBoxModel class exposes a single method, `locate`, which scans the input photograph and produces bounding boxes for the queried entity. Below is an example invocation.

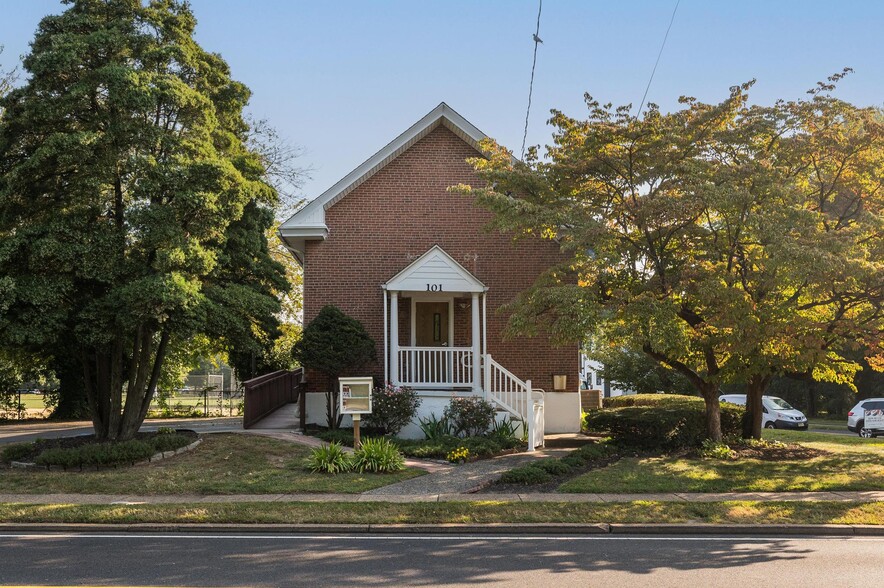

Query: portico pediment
[385,245,486,294]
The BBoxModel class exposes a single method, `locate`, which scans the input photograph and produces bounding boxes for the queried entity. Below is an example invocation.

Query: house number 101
[426,284,443,292]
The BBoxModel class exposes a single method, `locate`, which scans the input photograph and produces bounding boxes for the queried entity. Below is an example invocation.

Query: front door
[412,301,451,384]
[415,301,449,346]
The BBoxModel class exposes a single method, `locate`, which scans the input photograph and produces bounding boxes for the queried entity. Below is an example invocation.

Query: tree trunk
[743,374,770,439]
[50,352,91,420]
[701,385,723,442]
[81,328,171,441]
[806,381,818,417]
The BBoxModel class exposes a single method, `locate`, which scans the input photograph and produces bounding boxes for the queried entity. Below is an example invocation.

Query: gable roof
[384,245,486,293]
[278,102,490,264]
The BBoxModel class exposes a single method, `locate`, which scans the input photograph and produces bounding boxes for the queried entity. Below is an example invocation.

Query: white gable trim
[384,245,486,294]
[278,102,490,264]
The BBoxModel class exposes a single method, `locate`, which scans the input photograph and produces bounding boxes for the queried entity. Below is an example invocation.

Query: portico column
[471,292,481,393]
[390,292,399,386]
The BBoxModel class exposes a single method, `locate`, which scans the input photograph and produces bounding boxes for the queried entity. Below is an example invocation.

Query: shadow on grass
[560,443,884,493]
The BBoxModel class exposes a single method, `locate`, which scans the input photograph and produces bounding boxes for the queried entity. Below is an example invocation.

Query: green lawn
[0,500,881,525]
[0,433,422,495]
[559,430,884,493]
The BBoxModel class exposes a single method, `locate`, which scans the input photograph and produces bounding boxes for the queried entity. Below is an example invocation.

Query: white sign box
[339,377,373,415]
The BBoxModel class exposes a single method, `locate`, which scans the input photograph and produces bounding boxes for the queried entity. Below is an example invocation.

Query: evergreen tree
[0,0,285,439]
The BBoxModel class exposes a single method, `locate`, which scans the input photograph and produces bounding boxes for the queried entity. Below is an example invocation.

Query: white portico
[383,246,486,394]
[382,246,546,449]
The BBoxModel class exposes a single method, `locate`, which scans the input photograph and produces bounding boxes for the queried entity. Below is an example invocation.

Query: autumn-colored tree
[456,76,884,441]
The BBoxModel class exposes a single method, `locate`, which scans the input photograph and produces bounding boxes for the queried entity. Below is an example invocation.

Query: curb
[0,522,880,536]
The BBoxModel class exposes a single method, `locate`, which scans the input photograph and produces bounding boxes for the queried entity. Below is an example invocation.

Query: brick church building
[279,103,580,442]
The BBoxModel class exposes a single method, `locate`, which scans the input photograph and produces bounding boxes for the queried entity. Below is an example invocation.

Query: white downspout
[383,288,388,385]
[471,292,481,394]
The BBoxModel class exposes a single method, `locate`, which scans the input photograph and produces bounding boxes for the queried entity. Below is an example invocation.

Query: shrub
[444,396,496,437]
[156,426,176,435]
[35,447,80,470]
[533,458,573,475]
[459,436,503,457]
[560,454,587,469]
[306,442,351,474]
[584,395,744,450]
[363,384,421,436]
[498,465,552,485]
[393,438,454,459]
[604,393,704,409]
[150,432,193,453]
[573,443,616,461]
[315,428,356,447]
[418,413,453,440]
[699,439,737,459]
[1,442,34,463]
[446,446,470,463]
[293,305,376,429]
[350,437,405,473]
[34,440,156,470]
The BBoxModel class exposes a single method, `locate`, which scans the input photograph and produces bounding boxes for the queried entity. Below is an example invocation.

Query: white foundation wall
[542,392,582,433]
[303,391,582,438]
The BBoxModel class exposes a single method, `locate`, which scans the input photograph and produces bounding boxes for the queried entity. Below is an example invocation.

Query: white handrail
[483,354,544,451]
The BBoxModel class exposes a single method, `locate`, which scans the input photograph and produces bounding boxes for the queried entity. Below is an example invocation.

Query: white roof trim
[384,245,486,294]
[278,102,490,264]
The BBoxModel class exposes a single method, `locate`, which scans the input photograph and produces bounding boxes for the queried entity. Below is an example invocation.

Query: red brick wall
[303,124,578,394]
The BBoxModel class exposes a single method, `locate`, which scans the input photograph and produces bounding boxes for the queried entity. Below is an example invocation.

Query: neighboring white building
[579,353,633,398]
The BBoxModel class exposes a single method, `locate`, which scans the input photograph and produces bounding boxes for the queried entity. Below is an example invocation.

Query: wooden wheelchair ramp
[242,368,306,430]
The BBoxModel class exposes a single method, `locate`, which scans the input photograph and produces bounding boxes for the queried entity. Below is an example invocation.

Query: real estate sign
[865,408,884,430]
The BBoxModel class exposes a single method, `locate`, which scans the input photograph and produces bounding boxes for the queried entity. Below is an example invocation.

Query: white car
[847,398,884,438]
[718,394,808,430]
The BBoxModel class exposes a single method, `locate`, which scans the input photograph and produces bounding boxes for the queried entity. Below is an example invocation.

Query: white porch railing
[484,354,545,451]
[398,347,473,388]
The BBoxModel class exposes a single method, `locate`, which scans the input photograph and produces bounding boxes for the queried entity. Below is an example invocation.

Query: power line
[636,0,681,119]
[520,0,543,159]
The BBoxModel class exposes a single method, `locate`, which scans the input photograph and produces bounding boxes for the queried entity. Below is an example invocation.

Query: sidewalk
[1,491,882,504]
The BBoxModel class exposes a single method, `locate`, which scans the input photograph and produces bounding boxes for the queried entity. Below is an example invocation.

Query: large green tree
[0,0,284,440]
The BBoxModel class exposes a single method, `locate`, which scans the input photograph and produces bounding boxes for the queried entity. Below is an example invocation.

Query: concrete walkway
[1,491,881,504]
[363,448,574,495]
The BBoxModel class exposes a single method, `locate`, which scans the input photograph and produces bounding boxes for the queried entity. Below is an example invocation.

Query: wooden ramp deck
[249,402,300,430]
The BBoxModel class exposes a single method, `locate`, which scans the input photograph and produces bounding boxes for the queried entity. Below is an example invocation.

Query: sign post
[339,377,373,449]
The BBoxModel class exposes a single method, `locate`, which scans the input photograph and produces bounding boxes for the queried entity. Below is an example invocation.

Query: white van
[719,394,808,430]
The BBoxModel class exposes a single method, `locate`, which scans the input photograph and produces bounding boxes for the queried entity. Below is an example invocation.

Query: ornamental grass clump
[418,413,454,440]
[306,442,351,474]
[350,437,405,473]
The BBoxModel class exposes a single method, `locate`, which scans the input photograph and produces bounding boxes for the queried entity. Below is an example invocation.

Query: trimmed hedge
[35,440,157,470]
[585,394,744,449]
[23,432,195,471]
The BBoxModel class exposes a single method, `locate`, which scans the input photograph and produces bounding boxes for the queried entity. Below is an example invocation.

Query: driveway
[0,417,242,444]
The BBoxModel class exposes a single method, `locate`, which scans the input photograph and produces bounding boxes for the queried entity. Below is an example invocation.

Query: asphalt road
[0,532,881,587]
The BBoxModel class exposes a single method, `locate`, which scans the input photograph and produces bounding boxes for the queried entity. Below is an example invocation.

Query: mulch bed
[4,429,199,463]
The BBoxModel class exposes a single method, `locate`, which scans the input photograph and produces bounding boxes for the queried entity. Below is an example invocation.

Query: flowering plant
[446,446,470,463]
[362,383,421,436]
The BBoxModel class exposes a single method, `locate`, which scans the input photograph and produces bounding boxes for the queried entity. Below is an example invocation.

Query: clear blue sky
[2,1,882,201]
